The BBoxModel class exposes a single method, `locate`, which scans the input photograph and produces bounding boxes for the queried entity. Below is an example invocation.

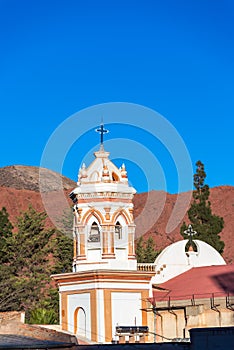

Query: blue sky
[0,0,233,194]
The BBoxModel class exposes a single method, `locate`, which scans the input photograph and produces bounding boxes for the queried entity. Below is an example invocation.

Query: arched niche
[74,307,86,337]
[90,170,99,182]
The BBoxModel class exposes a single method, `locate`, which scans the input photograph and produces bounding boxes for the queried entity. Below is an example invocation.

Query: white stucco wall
[111,292,142,339]
[67,293,91,339]
[96,289,105,343]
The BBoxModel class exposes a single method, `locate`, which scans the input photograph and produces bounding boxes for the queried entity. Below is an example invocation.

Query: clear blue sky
[0,0,233,193]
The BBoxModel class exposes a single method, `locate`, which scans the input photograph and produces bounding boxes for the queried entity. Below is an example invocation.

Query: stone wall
[149,297,234,342]
[0,311,78,345]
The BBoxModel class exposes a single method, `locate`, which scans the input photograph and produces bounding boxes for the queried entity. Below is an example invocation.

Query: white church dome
[152,239,226,284]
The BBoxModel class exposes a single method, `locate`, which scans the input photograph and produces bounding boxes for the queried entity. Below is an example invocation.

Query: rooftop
[0,334,75,349]
[152,265,234,302]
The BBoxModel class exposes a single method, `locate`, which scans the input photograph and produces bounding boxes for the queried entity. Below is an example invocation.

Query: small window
[115,221,122,239]
[88,222,100,242]
[112,172,119,181]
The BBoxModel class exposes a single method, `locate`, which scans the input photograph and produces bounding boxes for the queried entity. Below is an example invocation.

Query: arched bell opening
[114,216,129,256]
[115,221,122,240]
[88,222,100,243]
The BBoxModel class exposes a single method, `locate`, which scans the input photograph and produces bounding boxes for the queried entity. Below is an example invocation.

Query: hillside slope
[0,166,233,263]
[133,186,234,264]
[0,165,76,192]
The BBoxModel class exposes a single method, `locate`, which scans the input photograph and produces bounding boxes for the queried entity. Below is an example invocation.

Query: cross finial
[95,122,109,146]
[184,224,197,247]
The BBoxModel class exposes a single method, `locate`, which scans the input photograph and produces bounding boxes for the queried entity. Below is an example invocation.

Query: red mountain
[0,166,233,263]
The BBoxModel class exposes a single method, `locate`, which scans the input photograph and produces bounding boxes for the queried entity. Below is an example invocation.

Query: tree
[0,205,73,324]
[51,230,73,274]
[135,236,145,263]
[135,236,159,263]
[145,236,158,262]
[181,160,224,254]
[0,207,13,238]
[3,206,55,313]
[0,207,17,310]
[0,207,13,263]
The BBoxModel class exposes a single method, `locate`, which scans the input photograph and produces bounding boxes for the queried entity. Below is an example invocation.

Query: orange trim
[104,289,112,342]
[82,209,105,225]
[128,208,134,221]
[78,198,132,204]
[141,290,149,327]
[74,307,83,334]
[128,232,134,256]
[57,280,150,288]
[111,209,131,225]
[61,293,68,331]
[110,228,114,254]
[76,255,87,261]
[101,254,116,259]
[80,232,86,256]
[60,287,152,295]
[104,207,111,221]
[90,290,98,342]
[102,230,108,254]
[52,270,155,283]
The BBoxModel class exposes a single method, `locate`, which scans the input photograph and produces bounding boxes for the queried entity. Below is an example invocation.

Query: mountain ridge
[0,165,233,264]
[0,165,76,192]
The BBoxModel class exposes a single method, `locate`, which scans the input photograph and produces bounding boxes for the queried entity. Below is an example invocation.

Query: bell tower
[70,124,137,272]
[53,124,154,343]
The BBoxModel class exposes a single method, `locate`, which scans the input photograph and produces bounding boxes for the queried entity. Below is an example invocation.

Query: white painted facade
[111,292,142,340]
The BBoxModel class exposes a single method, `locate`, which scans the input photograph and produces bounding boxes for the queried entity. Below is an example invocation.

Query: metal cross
[184,224,197,246]
[95,123,109,145]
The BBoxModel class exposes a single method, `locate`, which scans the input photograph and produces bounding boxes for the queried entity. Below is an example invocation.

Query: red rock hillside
[133,187,234,264]
[0,166,233,263]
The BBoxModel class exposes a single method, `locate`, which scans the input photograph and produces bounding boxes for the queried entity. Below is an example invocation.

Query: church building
[52,124,234,344]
